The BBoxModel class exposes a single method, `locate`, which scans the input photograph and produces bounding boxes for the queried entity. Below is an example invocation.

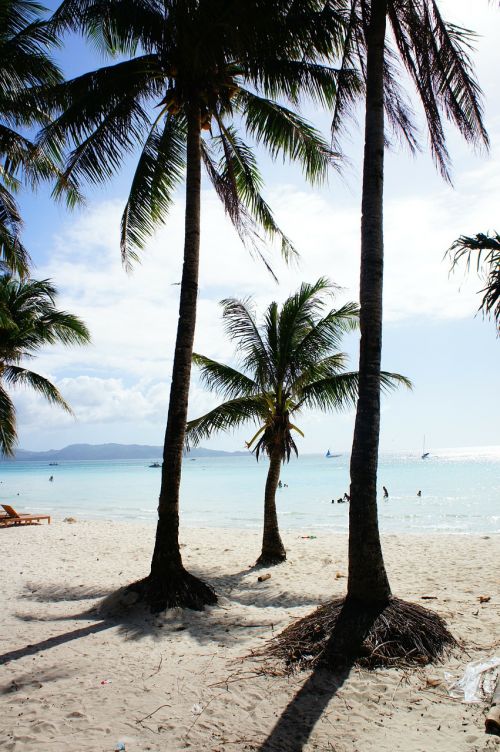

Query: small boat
[421,435,429,459]
[49,462,59,466]
[326,449,341,458]
[149,462,161,468]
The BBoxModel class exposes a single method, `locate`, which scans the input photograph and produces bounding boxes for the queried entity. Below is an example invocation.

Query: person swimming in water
[383,486,389,498]
[49,475,54,482]
[417,490,422,497]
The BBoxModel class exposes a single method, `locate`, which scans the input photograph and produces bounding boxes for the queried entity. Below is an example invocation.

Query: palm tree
[0,0,71,277]
[447,232,500,334]
[41,0,354,610]
[343,0,487,620]
[0,274,90,455]
[186,278,409,566]
[268,1,489,668]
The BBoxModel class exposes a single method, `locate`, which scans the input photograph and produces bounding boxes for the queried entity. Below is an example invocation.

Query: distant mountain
[6,443,249,461]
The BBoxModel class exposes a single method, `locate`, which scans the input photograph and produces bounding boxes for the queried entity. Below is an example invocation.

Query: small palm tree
[0,0,71,277]
[40,0,355,610]
[447,232,500,334]
[187,278,409,566]
[0,275,90,455]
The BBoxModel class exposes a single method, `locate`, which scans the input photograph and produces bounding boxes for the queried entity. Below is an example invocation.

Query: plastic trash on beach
[191,703,203,715]
[446,657,500,703]
[114,743,126,752]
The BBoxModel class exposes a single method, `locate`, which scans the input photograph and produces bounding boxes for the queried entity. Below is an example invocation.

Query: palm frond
[3,365,73,413]
[298,371,360,412]
[290,352,349,394]
[185,394,266,449]
[37,56,162,192]
[220,297,274,386]
[120,114,186,267]
[383,46,419,153]
[0,384,17,456]
[288,301,359,381]
[236,89,340,184]
[192,352,258,399]
[208,122,298,264]
[331,0,364,152]
[0,275,90,353]
[388,1,488,180]
[253,58,360,110]
[0,186,31,276]
[447,232,500,329]
[201,130,276,278]
[379,371,412,393]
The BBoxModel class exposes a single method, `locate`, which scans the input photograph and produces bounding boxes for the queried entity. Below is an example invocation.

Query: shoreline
[5,509,500,535]
[1,521,499,751]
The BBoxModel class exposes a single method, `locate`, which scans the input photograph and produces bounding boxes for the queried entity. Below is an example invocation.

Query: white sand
[0,521,499,752]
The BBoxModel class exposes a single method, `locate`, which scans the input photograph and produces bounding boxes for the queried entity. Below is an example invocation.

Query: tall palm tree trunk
[145,101,216,610]
[257,446,286,565]
[347,0,391,605]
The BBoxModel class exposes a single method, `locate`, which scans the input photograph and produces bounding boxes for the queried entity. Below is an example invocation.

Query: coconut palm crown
[187,278,410,565]
[0,274,90,455]
[41,0,353,267]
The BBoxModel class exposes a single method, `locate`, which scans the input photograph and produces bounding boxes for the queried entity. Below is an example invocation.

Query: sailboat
[326,449,341,458]
[421,436,430,459]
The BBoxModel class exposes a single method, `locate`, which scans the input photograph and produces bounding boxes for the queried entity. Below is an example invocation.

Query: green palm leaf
[236,89,340,184]
[208,122,298,264]
[0,384,16,456]
[121,115,186,266]
[3,365,73,413]
[192,353,258,400]
[220,297,274,387]
[448,232,500,330]
[0,274,90,454]
[186,395,266,449]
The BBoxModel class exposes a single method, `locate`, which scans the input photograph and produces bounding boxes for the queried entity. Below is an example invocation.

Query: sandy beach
[0,521,499,752]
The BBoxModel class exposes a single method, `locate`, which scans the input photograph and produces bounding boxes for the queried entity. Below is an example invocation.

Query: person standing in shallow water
[383,486,389,499]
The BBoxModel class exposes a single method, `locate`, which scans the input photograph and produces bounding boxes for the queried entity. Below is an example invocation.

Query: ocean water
[0,447,499,534]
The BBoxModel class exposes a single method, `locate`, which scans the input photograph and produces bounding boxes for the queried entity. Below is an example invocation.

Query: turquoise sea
[0,447,499,533]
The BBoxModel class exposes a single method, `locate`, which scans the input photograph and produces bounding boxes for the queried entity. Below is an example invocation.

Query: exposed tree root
[255,550,287,567]
[263,596,457,670]
[127,569,217,613]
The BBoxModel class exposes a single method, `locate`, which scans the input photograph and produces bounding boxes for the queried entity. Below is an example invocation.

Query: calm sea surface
[0,447,499,533]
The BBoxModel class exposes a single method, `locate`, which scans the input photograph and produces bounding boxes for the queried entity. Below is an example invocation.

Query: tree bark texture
[257,446,286,565]
[347,0,392,604]
[149,101,202,584]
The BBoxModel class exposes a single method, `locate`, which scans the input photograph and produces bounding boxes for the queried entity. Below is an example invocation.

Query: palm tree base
[256,549,287,567]
[263,595,456,670]
[127,569,217,613]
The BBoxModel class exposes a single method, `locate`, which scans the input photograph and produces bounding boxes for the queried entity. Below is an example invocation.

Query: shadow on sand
[8,561,323,650]
[256,599,387,751]
[257,666,351,752]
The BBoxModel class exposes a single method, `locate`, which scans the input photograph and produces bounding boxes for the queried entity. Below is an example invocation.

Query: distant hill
[6,443,249,461]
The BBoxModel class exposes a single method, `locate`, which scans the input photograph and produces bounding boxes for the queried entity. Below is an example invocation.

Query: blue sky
[11,1,500,454]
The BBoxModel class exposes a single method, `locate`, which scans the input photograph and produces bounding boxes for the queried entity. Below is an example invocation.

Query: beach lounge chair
[0,504,51,527]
